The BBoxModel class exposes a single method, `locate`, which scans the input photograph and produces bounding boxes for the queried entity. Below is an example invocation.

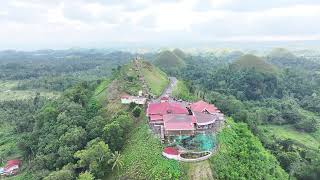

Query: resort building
[146,100,224,139]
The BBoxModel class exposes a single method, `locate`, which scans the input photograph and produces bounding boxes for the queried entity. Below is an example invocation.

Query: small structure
[121,95,147,105]
[1,159,21,176]
[160,96,169,103]
[162,147,179,160]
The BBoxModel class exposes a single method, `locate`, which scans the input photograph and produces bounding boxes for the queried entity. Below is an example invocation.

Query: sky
[1,0,320,50]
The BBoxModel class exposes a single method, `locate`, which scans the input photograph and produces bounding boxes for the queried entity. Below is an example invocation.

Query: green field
[0,80,60,101]
[142,65,169,97]
[259,125,320,150]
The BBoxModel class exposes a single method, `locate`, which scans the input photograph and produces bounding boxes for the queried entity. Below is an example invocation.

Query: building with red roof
[163,114,195,136]
[190,100,220,114]
[147,100,224,139]
[147,101,189,124]
[2,159,21,176]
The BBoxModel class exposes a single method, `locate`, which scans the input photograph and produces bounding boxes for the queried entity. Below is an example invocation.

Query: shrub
[132,106,142,117]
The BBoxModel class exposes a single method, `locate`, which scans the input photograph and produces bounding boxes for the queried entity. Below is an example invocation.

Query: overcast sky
[1,0,320,50]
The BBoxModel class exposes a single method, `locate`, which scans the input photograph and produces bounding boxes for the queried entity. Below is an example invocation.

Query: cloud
[0,0,320,49]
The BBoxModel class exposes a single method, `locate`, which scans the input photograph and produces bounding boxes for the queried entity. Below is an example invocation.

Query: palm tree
[108,151,124,178]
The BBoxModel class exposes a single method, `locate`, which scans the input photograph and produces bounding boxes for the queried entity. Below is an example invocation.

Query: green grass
[0,80,60,101]
[107,120,183,180]
[172,80,196,101]
[92,79,112,105]
[142,64,169,97]
[259,124,320,150]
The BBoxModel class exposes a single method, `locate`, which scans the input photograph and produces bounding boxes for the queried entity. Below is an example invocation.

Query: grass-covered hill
[172,48,187,59]
[93,60,169,115]
[268,48,296,59]
[231,54,279,74]
[153,50,186,74]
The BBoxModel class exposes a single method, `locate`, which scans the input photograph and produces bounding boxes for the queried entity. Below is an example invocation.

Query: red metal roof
[147,102,188,116]
[149,114,163,121]
[190,100,220,114]
[163,147,179,155]
[163,114,195,130]
[4,159,21,170]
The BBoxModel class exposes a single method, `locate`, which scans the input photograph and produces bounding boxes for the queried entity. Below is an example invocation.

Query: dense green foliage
[178,50,320,180]
[2,48,320,180]
[210,118,288,179]
[0,50,133,91]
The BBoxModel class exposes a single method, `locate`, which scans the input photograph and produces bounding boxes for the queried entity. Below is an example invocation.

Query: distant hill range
[153,49,186,74]
[266,48,320,70]
[231,54,279,74]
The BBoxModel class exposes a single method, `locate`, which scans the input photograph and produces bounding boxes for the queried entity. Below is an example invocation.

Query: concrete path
[153,77,177,102]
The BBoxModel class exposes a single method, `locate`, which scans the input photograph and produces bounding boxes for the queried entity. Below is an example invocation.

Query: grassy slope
[110,119,185,179]
[210,118,288,179]
[259,124,320,150]
[92,79,112,106]
[141,63,169,97]
[172,80,196,101]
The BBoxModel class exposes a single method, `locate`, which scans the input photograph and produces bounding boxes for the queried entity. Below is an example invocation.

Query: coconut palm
[108,151,124,172]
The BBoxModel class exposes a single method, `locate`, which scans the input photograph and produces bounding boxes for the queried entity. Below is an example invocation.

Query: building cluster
[0,159,21,176]
[146,98,224,140]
